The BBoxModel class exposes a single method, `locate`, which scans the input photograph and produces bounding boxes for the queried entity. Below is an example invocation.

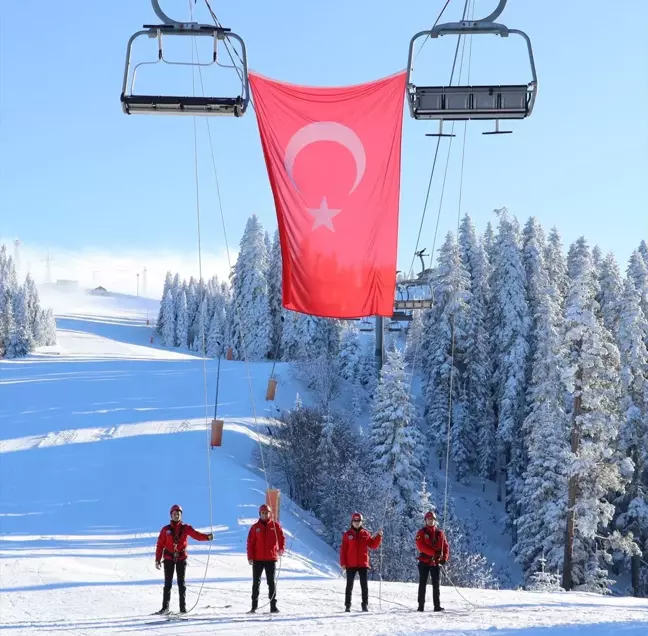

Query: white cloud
[1,238,237,300]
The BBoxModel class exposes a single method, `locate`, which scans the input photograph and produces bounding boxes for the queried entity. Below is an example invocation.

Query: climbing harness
[120,0,249,116]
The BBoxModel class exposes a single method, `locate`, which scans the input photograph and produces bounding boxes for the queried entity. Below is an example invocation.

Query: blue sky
[1,0,646,294]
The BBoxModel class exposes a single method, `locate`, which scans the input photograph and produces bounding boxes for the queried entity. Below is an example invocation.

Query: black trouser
[252,560,277,608]
[345,567,368,608]
[163,559,187,610]
[418,562,440,609]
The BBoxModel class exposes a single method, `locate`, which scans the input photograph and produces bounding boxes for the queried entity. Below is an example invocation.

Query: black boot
[361,604,368,612]
[434,606,444,612]
[179,585,187,613]
[270,600,279,613]
[417,604,424,612]
[156,587,171,614]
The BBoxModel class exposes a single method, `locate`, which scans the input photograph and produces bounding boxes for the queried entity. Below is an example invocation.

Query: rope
[378,0,470,609]
[408,0,465,280]
[181,0,214,614]
[413,0,454,61]
[190,4,284,610]
[441,0,473,532]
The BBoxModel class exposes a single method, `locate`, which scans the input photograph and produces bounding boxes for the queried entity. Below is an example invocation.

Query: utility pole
[142,267,147,297]
[136,273,140,297]
[375,316,384,372]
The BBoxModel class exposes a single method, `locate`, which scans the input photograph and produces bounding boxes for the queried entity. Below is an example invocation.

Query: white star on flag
[307,197,342,232]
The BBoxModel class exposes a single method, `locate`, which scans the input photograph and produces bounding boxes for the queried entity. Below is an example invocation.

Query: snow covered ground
[1,288,647,635]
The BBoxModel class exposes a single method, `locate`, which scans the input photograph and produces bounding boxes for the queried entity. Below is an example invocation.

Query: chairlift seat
[120,5,250,119]
[409,84,531,121]
[121,93,244,116]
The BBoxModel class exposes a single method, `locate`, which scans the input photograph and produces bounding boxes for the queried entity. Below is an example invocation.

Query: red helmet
[424,510,436,521]
[170,504,183,515]
[259,504,271,515]
[351,512,363,523]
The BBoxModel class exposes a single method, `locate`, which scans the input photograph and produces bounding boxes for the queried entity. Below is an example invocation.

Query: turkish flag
[249,70,407,319]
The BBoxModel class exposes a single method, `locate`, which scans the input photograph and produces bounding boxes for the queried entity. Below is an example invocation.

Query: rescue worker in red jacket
[415,510,450,612]
[246,503,285,614]
[154,504,213,614]
[339,512,383,612]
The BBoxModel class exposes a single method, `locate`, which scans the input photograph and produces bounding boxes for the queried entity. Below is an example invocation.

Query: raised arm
[368,532,382,550]
[185,525,213,541]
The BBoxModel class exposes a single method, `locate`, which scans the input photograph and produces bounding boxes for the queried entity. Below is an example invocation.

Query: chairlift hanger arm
[150,0,216,30]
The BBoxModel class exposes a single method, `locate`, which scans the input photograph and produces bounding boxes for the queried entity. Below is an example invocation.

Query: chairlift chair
[406,0,537,135]
[120,0,250,117]
[388,320,402,332]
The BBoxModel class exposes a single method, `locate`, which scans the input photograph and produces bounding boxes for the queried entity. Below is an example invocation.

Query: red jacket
[340,527,382,569]
[247,519,286,562]
[155,521,211,562]
[415,525,450,565]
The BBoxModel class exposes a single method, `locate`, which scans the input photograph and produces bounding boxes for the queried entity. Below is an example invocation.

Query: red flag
[249,70,406,319]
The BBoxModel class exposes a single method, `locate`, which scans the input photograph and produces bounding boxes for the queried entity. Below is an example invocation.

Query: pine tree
[206,287,226,357]
[421,232,471,480]
[615,276,648,596]
[3,296,21,358]
[11,287,33,356]
[638,240,648,268]
[338,323,362,381]
[369,346,427,580]
[280,310,301,360]
[459,215,497,486]
[404,309,424,368]
[175,289,188,349]
[229,215,272,360]
[490,213,531,533]
[597,253,623,339]
[0,246,56,357]
[370,347,426,499]
[192,295,209,354]
[545,227,569,311]
[562,241,626,592]
[626,250,648,320]
[267,229,284,359]
[23,274,40,344]
[157,271,173,335]
[161,290,175,348]
[513,262,569,584]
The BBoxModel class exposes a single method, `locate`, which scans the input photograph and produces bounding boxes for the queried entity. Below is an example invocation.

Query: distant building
[55,279,79,290]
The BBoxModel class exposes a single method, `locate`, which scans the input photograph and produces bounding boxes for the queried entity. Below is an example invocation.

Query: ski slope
[1,288,647,635]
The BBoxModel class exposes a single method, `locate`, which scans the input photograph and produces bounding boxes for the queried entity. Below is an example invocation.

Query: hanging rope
[181,0,215,614]
[189,6,285,610]
[372,1,472,612]
[441,0,473,533]
[408,0,465,281]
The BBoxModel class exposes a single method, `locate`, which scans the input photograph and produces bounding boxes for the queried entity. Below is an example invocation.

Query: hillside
[1,288,647,635]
